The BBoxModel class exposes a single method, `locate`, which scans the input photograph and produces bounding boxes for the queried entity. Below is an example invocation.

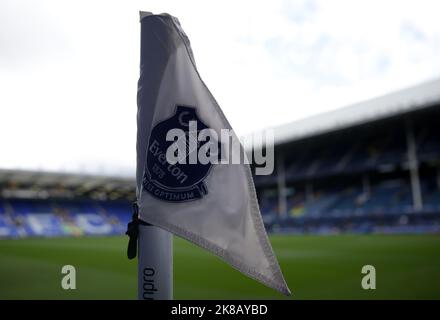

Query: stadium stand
[0,198,133,238]
[252,78,440,234]
[0,172,134,238]
[0,79,439,238]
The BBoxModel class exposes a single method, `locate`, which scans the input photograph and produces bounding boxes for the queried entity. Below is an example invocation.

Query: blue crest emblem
[142,105,215,202]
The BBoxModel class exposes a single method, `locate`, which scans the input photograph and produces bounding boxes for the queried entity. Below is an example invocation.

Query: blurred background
[1,0,440,299]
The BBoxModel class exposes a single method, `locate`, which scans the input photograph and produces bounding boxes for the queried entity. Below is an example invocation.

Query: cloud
[0,0,70,68]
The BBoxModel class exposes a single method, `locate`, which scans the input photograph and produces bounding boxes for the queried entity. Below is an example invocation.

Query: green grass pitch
[1,234,439,299]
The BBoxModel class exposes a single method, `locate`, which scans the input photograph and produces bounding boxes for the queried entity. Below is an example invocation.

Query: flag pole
[130,11,290,297]
[137,223,173,300]
[126,203,173,300]
[130,11,173,301]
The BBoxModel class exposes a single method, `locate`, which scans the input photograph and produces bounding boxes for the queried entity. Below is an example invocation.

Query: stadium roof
[0,169,135,200]
[250,78,440,148]
[0,169,133,186]
[2,79,440,180]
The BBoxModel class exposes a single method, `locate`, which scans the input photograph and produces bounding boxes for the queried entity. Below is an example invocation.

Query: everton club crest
[143,105,216,202]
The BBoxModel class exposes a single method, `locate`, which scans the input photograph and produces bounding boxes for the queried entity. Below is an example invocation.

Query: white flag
[136,12,291,296]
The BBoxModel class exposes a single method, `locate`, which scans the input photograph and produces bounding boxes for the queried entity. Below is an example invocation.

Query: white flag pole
[127,11,173,301]
[137,223,173,300]
[126,204,173,300]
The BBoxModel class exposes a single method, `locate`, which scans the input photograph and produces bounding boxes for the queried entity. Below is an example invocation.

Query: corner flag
[132,11,291,296]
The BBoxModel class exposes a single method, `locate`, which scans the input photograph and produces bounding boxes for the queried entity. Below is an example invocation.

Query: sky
[1,0,440,176]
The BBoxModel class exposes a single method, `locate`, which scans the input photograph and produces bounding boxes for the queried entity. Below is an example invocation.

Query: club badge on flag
[134,11,291,296]
[143,105,213,202]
